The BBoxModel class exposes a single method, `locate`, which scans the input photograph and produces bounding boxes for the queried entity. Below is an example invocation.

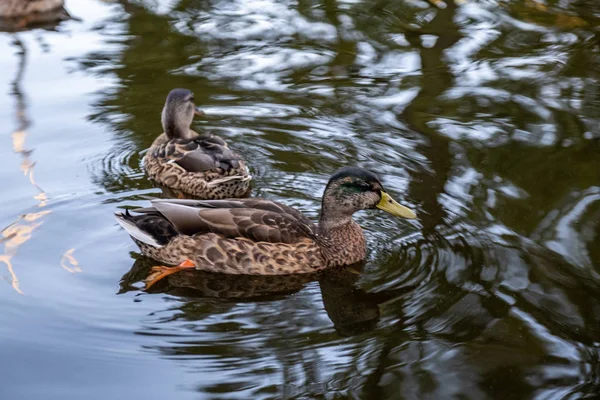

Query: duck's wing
[149,199,317,244]
[151,198,315,228]
[156,135,243,173]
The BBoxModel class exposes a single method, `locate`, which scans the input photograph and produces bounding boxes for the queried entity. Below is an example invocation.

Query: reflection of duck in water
[120,257,416,336]
[0,0,72,32]
[144,88,252,199]
[116,167,416,289]
[120,256,317,300]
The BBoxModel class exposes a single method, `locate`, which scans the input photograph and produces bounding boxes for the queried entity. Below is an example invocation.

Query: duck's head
[161,88,205,139]
[320,166,416,226]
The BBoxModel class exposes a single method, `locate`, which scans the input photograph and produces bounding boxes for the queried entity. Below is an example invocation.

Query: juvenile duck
[144,88,252,199]
[116,166,416,289]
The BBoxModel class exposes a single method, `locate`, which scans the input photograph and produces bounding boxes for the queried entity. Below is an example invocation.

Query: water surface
[1,0,600,399]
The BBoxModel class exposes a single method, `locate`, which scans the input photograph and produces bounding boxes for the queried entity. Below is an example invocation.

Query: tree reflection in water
[0,10,70,292]
[73,0,600,397]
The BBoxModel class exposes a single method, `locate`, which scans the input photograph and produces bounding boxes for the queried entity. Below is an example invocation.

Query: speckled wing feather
[151,199,317,244]
[153,134,242,173]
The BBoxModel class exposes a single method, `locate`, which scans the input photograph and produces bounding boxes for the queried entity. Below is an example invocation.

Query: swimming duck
[0,0,70,32]
[144,88,252,199]
[115,166,416,289]
[0,0,63,18]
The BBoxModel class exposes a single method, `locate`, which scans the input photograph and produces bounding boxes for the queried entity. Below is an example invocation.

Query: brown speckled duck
[144,88,252,199]
[0,0,71,32]
[116,167,416,289]
[0,0,63,17]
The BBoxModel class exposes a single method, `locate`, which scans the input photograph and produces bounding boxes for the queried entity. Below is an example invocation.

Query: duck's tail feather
[115,210,164,248]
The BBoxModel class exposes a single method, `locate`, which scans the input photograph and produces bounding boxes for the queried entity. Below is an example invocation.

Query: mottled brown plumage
[0,0,63,18]
[116,167,417,284]
[144,88,252,199]
[0,0,71,32]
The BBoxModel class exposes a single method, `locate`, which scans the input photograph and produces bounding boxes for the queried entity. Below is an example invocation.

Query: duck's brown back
[144,131,251,199]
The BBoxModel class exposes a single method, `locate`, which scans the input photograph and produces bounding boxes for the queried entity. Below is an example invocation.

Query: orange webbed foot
[144,259,196,290]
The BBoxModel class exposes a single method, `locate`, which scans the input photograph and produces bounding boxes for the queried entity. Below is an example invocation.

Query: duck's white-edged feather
[115,213,163,248]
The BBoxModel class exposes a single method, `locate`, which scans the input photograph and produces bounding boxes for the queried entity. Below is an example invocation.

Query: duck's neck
[162,107,194,140]
[163,118,194,140]
[317,213,366,267]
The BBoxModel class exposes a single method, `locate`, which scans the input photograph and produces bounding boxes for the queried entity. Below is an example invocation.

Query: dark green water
[1,0,600,398]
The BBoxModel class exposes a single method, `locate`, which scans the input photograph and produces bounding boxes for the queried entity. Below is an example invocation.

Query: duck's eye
[340,181,373,194]
[189,97,195,102]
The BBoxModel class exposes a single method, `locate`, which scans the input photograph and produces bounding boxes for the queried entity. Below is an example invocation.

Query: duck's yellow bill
[377,191,417,219]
